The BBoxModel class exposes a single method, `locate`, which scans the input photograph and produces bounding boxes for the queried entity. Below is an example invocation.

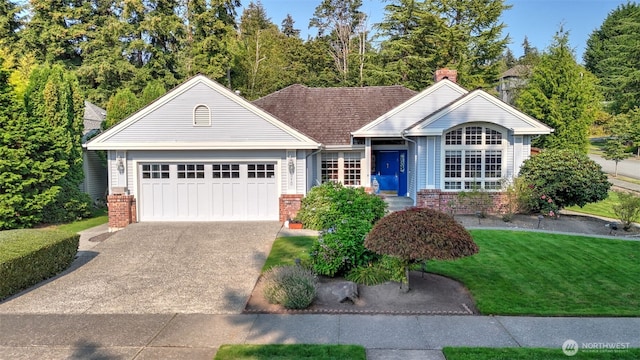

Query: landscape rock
[317,281,359,304]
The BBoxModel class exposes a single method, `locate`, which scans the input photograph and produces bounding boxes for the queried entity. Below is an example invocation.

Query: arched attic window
[193,104,211,126]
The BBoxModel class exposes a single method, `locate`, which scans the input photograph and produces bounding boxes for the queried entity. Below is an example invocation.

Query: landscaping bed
[247,213,640,316]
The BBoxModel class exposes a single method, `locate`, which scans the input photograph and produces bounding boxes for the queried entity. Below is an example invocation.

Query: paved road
[589,153,640,179]
[0,222,282,314]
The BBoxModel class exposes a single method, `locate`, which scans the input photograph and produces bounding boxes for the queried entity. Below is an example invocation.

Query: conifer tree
[516,28,600,152]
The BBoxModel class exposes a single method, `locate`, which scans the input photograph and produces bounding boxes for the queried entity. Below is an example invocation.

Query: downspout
[401,131,417,203]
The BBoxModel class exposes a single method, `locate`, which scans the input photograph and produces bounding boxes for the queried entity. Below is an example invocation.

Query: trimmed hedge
[0,228,79,300]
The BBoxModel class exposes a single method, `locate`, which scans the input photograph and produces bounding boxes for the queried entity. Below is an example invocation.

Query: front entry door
[373,150,407,196]
[375,151,399,194]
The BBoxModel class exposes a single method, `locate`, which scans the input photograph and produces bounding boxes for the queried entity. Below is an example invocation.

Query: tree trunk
[399,265,410,293]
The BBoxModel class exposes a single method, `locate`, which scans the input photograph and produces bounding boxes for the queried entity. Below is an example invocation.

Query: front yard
[264,230,640,316]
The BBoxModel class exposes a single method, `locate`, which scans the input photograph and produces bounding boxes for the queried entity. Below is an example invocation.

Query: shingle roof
[252,84,417,145]
[500,65,531,79]
[83,101,106,135]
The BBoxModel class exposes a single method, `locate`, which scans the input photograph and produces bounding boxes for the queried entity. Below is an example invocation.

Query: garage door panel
[140,162,278,221]
[246,182,277,219]
[177,182,208,219]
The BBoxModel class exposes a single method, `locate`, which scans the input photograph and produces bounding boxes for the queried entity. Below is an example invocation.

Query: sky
[246,0,630,63]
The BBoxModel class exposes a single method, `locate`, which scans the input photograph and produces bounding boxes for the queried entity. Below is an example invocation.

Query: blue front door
[372,150,407,195]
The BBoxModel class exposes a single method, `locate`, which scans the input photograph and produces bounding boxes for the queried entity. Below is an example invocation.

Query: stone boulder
[317,281,359,304]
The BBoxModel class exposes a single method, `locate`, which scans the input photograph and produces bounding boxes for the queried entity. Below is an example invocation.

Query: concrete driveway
[0,222,282,314]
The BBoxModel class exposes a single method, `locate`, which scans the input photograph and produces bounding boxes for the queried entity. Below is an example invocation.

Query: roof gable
[87,75,320,150]
[253,84,417,145]
[405,90,553,136]
[352,79,468,137]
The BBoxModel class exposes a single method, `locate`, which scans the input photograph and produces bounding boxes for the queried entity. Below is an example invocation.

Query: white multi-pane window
[443,125,505,190]
[321,152,339,182]
[142,164,170,179]
[321,151,362,186]
[177,164,205,178]
[343,152,361,186]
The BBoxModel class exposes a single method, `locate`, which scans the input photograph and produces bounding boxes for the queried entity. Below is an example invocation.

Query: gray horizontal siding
[107,82,301,144]
[424,96,537,131]
[368,85,465,133]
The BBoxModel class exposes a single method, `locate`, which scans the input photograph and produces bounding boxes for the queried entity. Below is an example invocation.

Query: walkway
[1,313,638,359]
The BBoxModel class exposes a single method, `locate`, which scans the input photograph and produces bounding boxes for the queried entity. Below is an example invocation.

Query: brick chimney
[434,68,458,83]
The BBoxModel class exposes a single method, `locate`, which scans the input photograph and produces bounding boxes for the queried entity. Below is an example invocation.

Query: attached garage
[138,162,278,221]
[86,75,320,230]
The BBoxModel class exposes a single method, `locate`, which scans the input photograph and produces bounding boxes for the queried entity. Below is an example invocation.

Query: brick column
[108,194,136,232]
[279,194,304,222]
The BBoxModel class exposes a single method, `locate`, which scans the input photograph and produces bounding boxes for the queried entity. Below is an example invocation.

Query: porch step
[382,196,414,212]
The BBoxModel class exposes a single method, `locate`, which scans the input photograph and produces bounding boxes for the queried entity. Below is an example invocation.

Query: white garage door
[139,162,278,221]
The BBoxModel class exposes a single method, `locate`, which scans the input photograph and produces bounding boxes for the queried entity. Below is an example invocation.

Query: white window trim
[319,151,363,187]
[193,104,211,127]
[440,124,506,191]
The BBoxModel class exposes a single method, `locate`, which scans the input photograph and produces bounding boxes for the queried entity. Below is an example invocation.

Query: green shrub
[346,263,389,285]
[518,149,610,212]
[345,255,406,285]
[613,190,640,231]
[297,182,387,231]
[0,228,79,300]
[41,185,93,224]
[262,265,317,309]
[310,218,378,277]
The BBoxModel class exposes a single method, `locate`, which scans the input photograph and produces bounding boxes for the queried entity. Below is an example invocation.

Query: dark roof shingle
[252,84,417,145]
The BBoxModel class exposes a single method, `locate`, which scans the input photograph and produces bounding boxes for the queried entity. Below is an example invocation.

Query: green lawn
[214,344,366,360]
[261,236,316,272]
[56,210,108,233]
[443,347,640,359]
[565,191,619,219]
[264,230,640,316]
[428,230,640,316]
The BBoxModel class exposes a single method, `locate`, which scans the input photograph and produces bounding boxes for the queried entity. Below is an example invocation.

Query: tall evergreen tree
[76,0,137,106]
[281,14,300,38]
[373,0,436,89]
[20,0,84,66]
[181,0,239,82]
[584,3,640,114]
[0,0,21,45]
[1,63,88,228]
[23,65,89,223]
[516,28,601,153]
[376,0,510,90]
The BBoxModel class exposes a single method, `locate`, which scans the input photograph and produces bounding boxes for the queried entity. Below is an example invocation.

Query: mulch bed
[244,271,478,315]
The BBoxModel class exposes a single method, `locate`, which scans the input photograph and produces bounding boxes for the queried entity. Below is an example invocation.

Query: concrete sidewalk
[0,313,638,359]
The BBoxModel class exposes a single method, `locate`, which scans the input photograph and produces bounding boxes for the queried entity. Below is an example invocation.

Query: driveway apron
[0,222,282,314]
